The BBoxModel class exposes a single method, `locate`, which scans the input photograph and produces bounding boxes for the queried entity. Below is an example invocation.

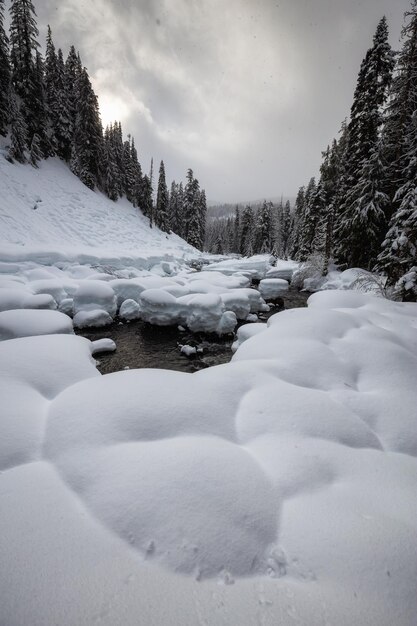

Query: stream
[78,289,310,374]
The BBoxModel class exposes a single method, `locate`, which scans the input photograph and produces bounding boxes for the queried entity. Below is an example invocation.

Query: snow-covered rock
[73,309,114,328]
[119,298,141,321]
[0,309,73,340]
[259,278,289,299]
[73,281,117,318]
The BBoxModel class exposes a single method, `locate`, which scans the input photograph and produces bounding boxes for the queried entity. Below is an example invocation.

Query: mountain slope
[0,151,197,265]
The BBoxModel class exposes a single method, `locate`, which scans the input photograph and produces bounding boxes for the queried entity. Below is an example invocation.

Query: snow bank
[204,254,275,279]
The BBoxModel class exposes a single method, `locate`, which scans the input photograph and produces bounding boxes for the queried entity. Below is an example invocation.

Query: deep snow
[1,156,416,625]
[0,290,416,625]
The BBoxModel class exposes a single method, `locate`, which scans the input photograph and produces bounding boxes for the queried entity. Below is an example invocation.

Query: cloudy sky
[32,0,411,202]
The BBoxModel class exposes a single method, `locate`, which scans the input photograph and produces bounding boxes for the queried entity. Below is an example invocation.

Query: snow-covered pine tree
[44,25,57,148]
[8,91,27,162]
[141,174,153,225]
[184,169,201,248]
[378,108,417,299]
[176,182,185,238]
[123,136,135,204]
[240,205,255,256]
[53,48,72,160]
[64,45,82,136]
[297,177,317,260]
[256,200,274,253]
[29,130,41,166]
[103,124,119,201]
[71,67,103,189]
[335,17,395,268]
[197,189,207,249]
[130,137,143,209]
[155,160,170,232]
[9,0,45,150]
[233,206,240,253]
[0,0,10,136]
[287,186,305,259]
[168,181,181,235]
[380,1,417,221]
[9,0,39,101]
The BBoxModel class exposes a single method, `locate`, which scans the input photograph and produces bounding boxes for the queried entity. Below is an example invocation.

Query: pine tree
[71,67,103,189]
[29,131,42,166]
[0,0,11,135]
[240,205,255,256]
[65,45,82,136]
[336,17,395,268]
[233,206,240,253]
[155,160,170,232]
[9,0,39,101]
[256,200,274,253]
[53,48,72,160]
[381,1,417,220]
[378,109,417,298]
[198,189,207,249]
[297,177,317,260]
[8,92,27,162]
[184,169,201,248]
[287,187,305,259]
[9,0,45,150]
[168,181,182,235]
[141,174,153,224]
[130,137,142,208]
[103,124,119,201]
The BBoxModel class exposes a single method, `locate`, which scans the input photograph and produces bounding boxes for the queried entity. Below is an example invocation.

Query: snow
[259,278,289,299]
[1,289,416,625]
[0,309,73,340]
[1,156,416,624]
[0,155,198,267]
[90,338,117,355]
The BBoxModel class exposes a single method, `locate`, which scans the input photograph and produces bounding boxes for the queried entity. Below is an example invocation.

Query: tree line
[287,5,417,301]
[205,200,291,257]
[0,0,207,249]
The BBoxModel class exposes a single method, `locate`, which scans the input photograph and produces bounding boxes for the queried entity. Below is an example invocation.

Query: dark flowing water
[78,289,310,374]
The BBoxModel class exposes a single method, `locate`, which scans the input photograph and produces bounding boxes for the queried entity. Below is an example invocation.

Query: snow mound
[0,309,73,340]
[259,278,289,299]
[1,288,417,624]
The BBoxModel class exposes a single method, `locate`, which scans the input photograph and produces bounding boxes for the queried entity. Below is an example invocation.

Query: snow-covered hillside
[0,153,198,266]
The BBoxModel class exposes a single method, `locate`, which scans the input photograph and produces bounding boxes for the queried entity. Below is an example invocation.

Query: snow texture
[0,289,416,625]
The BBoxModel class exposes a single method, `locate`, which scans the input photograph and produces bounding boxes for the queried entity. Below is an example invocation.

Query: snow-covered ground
[1,157,416,624]
[0,152,197,267]
[1,289,416,625]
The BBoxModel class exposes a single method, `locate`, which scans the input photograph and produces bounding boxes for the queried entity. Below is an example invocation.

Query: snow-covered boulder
[139,289,180,326]
[73,281,117,318]
[259,278,289,299]
[119,299,141,321]
[0,309,73,341]
[231,322,267,352]
[73,310,114,328]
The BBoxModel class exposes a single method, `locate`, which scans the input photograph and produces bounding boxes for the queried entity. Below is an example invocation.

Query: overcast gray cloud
[33,0,411,202]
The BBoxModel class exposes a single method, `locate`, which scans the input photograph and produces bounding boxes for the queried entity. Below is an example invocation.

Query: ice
[0,309,73,340]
